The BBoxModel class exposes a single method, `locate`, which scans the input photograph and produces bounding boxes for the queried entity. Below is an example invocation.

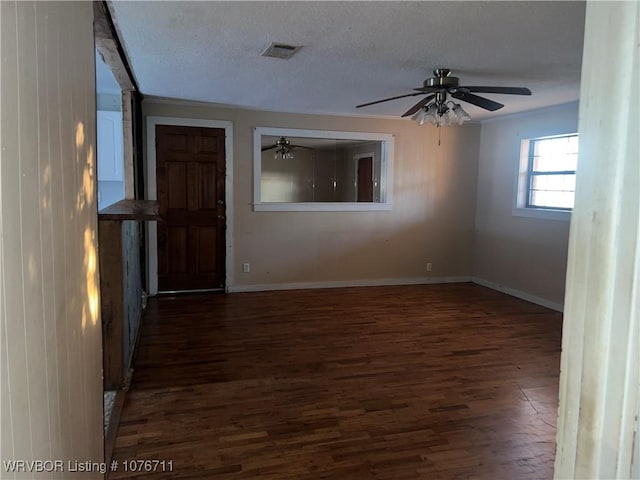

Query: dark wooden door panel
[167,227,188,273]
[166,162,187,209]
[156,125,226,291]
[357,156,373,202]
[197,162,218,209]
[197,227,217,272]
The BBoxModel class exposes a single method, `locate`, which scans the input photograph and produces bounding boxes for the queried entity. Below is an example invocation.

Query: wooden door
[357,156,373,202]
[156,125,226,291]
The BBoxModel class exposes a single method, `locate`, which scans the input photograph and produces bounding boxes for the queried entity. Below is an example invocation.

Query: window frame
[252,127,394,212]
[525,134,578,211]
[513,132,578,221]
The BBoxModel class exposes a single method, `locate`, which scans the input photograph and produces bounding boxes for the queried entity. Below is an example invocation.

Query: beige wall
[473,102,579,308]
[1,2,103,478]
[144,100,481,289]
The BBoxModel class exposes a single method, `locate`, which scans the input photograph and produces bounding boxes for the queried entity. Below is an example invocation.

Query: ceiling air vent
[261,42,302,60]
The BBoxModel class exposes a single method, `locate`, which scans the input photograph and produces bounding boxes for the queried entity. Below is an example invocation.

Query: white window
[515,133,578,220]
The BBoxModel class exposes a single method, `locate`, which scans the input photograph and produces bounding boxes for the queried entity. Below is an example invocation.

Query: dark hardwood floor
[110,283,562,479]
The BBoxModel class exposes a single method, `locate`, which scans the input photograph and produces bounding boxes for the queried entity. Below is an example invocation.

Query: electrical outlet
[242,263,250,273]
[426,262,433,272]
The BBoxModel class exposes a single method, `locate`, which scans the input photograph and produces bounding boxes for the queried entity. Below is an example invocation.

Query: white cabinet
[97,110,124,181]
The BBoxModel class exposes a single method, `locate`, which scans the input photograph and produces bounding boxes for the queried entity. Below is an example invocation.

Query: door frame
[145,116,234,294]
[353,152,375,202]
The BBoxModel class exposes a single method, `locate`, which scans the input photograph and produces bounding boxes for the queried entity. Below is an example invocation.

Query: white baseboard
[227,276,472,293]
[471,277,564,312]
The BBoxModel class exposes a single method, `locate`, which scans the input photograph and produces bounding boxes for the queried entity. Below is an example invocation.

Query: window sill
[512,207,571,222]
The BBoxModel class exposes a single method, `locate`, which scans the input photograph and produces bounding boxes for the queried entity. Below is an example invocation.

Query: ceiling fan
[261,136,313,159]
[356,68,532,126]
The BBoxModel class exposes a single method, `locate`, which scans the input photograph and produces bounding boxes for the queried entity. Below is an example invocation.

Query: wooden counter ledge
[98,199,160,221]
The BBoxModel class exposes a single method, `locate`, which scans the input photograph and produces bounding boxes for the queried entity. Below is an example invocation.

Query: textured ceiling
[109,1,586,121]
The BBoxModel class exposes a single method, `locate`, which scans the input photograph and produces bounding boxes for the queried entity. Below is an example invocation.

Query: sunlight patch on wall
[75,122,96,212]
[27,253,38,285]
[80,146,95,210]
[83,227,99,328]
[76,119,99,332]
[42,164,51,209]
[75,122,85,149]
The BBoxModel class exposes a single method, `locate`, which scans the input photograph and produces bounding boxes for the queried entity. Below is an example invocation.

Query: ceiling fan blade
[401,95,435,118]
[413,87,440,93]
[261,145,276,152]
[356,92,423,108]
[461,86,532,95]
[290,144,314,150]
[451,91,504,111]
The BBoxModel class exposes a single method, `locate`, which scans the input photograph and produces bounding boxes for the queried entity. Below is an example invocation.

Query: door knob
[217,200,224,205]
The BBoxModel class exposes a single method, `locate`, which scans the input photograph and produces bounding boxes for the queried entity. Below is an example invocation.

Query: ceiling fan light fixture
[426,103,438,116]
[413,103,438,126]
[411,107,428,125]
[439,111,452,127]
[451,103,471,125]
[413,102,471,127]
[273,137,295,159]
[275,149,294,160]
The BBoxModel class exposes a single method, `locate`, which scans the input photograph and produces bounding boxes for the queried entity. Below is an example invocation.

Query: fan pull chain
[438,123,442,146]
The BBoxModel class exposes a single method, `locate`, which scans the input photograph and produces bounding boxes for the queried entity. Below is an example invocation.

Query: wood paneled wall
[555,1,640,477]
[122,221,143,375]
[0,2,104,477]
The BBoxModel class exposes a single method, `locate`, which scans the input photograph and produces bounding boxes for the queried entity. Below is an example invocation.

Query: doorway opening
[145,116,234,296]
[155,125,227,292]
[95,51,125,210]
[94,1,147,464]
